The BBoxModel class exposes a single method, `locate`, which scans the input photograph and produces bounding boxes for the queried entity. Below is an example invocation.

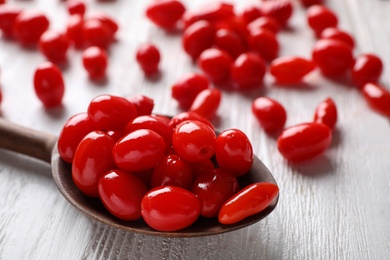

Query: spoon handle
[0,118,57,163]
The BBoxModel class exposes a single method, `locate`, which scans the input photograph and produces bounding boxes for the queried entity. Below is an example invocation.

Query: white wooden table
[0,0,389,259]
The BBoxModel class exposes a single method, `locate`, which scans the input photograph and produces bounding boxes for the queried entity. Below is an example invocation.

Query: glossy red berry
[182,20,215,61]
[192,168,239,218]
[98,169,148,221]
[88,12,118,38]
[198,48,233,83]
[126,114,173,147]
[182,2,235,28]
[187,159,215,180]
[313,97,338,130]
[362,82,390,117]
[169,111,214,130]
[39,30,70,63]
[145,0,186,29]
[141,186,201,231]
[352,54,383,89]
[82,18,112,49]
[172,120,216,163]
[82,46,108,79]
[277,122,332,162]
[151,155,193,190]
[215,129,254,176]
[240,5,262,24]
[307,5,338,36]
[0,6,22,38]
[270,56,316,84]
[247,16,281,35]
[248,28,279,61]
[252,97,287,133]
[312,39,353,77]
[218,182,279,224]
[320,27,355,49]
[126,94,154,116]
[33,62,65,108]
[231,52,266,90]
[58,112,97,163]
[13,10,50,46]
[189,88,222,120]
[66,0,86,16]
[258,0,293,27]
[136,43,161,76]
[66,14,84,49]
[113,129,166,172]
[87,94,137,131]
[72,131,116,197]
[214,28,246,59]
[171,72,210,109]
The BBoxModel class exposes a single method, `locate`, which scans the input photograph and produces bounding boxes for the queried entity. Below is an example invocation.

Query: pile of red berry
[57,94,279,231]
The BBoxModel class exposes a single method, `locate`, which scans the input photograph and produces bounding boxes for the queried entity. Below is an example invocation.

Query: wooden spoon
[0,117,279,238]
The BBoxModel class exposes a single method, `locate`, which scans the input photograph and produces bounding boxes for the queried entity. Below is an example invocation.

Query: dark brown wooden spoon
[0,117,279,238]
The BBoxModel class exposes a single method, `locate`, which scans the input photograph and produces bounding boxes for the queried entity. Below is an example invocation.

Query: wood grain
[0,0,389,259]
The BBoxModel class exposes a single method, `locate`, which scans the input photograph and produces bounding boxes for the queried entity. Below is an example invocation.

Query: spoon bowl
[0,118,278,237]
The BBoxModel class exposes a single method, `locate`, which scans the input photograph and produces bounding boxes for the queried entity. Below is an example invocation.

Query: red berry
[66,14,84,49]
[231,52,266,90]
[182,2,235,28]
[258,0,293,27]
[320,27,355,49]
[307,5,338,36]
[169,111,214,130]
[182,20,215,61]
[87,94,137,131]
[362,82,390,117]
[113,129,166,172]
[141,186,201,231]
[215,128,254,176]
[171,72,210,109]
[312,39,353,77]
[126,114,173,147]
[239,5,262,24]
[136,43,161,76]
[88,12,119,37]
[172,120,216,163]
[247,16,281,35]
[39,30,70,63]
[145,0,186,29]
[218,182,279,224]
[58,112,97,163]
[270,56,316,84]
[126,94,154,116]
[248,28,279,61]
[66,0,86,16]
[189,88,222,120]
[214,28,246,59]
[277,122,332,162]
[13,10,50,46]
[313,97,338,130]
[187,159,215,180]
[98,169,148,221]
[0,6,22,38]
[151,154,193,190]
[72,131,116,197]
[33,62,65,108]
[192,168,239,218]
[82,18,112,49]
[352,54,383,89]
[198,48,233,83]
[82,46,108,79]
[252,97,287,133]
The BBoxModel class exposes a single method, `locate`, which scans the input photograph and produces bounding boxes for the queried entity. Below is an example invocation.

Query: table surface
[0,0,389,259]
